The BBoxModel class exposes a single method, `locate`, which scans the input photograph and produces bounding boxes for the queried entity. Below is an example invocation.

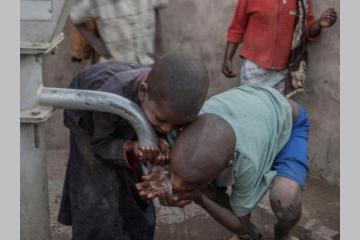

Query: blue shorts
[272,104,310,187]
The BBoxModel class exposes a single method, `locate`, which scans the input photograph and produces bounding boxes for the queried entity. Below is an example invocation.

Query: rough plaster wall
[158,0,340,185]
[159,0,241,96]
[294,1,340,185]
[44,0,339,184]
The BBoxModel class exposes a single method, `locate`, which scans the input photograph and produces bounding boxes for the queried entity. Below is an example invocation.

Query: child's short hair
[171,114,236,185]
[147,51,209,119]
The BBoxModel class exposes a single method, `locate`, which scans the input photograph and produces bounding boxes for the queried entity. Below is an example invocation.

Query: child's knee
[269,177,302,223]
[270,196,301,223]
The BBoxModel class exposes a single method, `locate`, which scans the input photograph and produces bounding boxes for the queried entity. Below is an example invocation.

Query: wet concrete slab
[47,149,339,240]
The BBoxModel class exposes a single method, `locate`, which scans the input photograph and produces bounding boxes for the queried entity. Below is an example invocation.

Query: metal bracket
[20,105,54,124]
[20,33,64,55]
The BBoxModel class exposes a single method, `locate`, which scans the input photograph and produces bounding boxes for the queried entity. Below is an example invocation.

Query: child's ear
[138,82,149,102]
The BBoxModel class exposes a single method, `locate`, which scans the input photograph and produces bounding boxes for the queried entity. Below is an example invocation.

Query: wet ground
[46,148,339,240]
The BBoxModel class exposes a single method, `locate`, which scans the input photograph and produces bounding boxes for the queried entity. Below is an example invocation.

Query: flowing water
[144,163,173,196]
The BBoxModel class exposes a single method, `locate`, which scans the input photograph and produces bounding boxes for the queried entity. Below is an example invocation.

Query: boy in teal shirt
[138,86,309,239]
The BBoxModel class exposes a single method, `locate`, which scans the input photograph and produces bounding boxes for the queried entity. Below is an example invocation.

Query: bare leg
[270,176,302,240]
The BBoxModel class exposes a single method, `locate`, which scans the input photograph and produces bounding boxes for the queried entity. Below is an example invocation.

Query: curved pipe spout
[37,87,159,149]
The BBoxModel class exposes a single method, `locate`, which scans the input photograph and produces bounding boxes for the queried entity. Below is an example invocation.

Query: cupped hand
[136,172,165,199]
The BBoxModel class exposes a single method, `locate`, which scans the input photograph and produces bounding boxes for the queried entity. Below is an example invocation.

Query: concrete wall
[295,1,340,185]
[44,0,340,184]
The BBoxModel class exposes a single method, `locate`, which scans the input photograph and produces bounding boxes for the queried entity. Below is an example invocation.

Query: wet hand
[153,153,169,166]
[319,8,337,28]
[152,138,170,166]
[131,141,159,161]
[171,190,202,204]
[136,173,193,208]
[136,172,166,199]
[158,191,192,208]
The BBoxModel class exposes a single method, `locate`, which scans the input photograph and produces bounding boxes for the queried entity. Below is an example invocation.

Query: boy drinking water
[58,52,209,240]
[138,85,309,240]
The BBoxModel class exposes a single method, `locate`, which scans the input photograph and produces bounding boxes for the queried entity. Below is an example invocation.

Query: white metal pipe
[37,86,159,149]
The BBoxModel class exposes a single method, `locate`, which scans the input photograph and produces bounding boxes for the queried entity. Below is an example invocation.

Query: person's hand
[319,8,337,28]
[76,23,112,59]
[238,223,263,240]
[125,141,159,162]
[158,191,192,208]
[238,224,263,240]
[86,34,111,59]
[222,58,237,78]
[226,223,263,240]
[152,138,170,166]
[135,173,194,208]
[136,171,171,198]
[133,141,159,161]
[92,40,112,59]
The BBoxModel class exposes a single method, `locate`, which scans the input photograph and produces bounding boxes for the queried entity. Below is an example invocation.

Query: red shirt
[227,0,317,70]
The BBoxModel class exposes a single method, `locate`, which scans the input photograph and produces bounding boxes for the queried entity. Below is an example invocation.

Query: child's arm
[222,42,240,78]
[90,111,158,169]
[136,180,262,239]
[308,8,337,39]
[194,192,262,240]
[222,0,249,78]
[69,0,111,59]
[75,23,112,59]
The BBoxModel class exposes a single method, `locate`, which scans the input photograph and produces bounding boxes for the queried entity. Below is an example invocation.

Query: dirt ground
[46,148,339,240]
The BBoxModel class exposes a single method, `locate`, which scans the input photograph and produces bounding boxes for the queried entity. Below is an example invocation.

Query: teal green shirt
[199,86,292,217]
